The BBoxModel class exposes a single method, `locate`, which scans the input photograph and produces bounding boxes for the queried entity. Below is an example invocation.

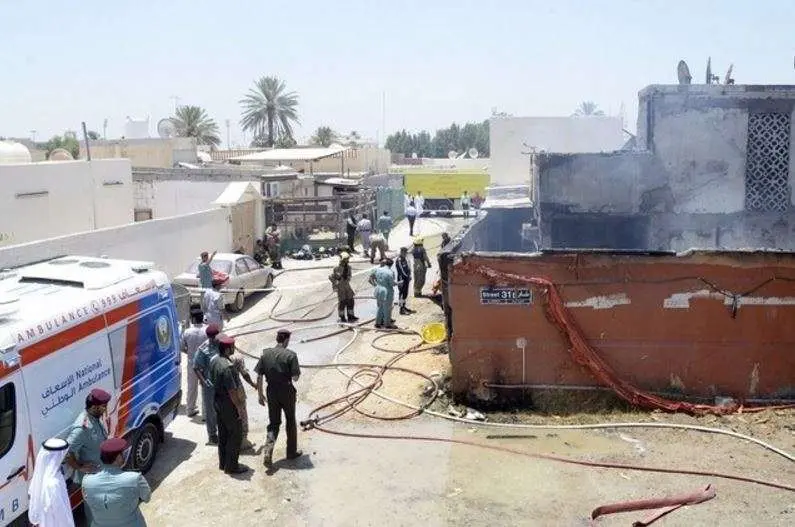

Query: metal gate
[231,200,256,254]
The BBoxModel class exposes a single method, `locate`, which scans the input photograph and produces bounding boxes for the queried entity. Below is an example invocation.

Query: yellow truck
[402,169,490,211]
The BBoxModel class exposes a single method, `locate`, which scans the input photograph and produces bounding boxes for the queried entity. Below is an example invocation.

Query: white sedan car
[173,253,275,312]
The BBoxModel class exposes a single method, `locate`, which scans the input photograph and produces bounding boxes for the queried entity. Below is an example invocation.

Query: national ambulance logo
[155,315,171,351]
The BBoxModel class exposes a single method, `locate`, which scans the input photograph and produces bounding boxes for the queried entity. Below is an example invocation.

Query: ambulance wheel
[131,422,160,473]
[231,290,245,312]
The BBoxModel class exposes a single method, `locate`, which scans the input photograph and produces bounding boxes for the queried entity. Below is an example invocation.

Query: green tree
[240,76,299,147]
[573,101,605,116]
[172,105,221,147]
[87,130,101,140]
[345,130,362,147]
[41,134,80,159]
[274,133,297,148]
[310,126,337,147]
[385,121,489,158]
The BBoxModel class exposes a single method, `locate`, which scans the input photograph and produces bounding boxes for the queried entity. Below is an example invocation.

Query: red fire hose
[589,484,717,526]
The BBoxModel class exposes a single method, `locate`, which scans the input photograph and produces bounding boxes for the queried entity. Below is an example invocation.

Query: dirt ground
[100,217,794,526]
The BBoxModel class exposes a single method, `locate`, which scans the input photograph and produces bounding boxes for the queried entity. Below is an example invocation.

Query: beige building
[81,137,199,168]
[227,145,391,175]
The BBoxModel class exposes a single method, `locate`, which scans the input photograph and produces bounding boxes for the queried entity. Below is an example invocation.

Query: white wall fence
[0,208,231,278]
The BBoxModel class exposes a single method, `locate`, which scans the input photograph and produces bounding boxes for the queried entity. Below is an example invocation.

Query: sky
[1,0,794,147]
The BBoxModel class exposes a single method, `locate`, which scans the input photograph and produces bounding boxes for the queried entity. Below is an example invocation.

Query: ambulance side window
[0,384,15,458]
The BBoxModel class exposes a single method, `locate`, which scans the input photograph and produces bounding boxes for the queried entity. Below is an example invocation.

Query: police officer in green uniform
[65,388,111,486]
[208,335,249,475]
[82,437,151,527]
[255,329,302,466]
[193,324,221,445]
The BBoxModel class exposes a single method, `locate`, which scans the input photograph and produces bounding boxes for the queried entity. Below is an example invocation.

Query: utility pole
[225,119,231,150]
[102,119,108,140]
[381,91,386,147]
[169,96,180,114]
[30,130,37,142]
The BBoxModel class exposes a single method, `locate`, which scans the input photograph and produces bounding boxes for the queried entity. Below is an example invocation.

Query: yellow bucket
[421,322,447,344]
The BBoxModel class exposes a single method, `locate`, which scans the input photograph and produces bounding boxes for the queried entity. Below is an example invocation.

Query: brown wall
[448,251,795,402]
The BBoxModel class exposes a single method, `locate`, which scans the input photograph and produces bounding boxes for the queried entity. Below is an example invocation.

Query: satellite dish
[447,150,457,159]
[677,60,692,85]
[49,148,74,161]
[157,118,177,139]
[724,64,735,85]
[468,147,479,159]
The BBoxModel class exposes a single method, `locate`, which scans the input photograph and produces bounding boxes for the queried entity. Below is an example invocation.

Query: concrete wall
[134,180,252,218]
[538,85,795,251]
[0,208,232,278]
[448,251,795,404]
[489,116,626,186]
[0,159,133,247]
[83,137,198,168]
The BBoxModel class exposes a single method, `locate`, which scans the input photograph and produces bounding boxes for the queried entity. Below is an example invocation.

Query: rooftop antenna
[706,57,720,84]
[724,64,735,85]
[677,60,692,85]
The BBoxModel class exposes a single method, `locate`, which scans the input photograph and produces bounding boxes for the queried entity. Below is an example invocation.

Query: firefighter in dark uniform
[255,329,302,466]
[208,335,249,475]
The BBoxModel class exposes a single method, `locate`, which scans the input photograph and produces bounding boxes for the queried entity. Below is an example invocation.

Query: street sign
[480,287,533,305]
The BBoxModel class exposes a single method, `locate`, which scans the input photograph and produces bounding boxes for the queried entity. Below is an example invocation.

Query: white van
[0,256,183,525]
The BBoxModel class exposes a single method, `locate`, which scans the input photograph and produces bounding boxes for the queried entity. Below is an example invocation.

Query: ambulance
[0,256,183,525]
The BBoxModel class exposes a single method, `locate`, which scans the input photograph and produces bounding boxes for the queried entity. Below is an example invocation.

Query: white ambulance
[0,256,184,525]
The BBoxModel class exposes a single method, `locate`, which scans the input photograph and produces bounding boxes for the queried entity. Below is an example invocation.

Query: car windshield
[186,259,233,275]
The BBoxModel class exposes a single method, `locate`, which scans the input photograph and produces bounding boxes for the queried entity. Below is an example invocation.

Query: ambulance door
[0,368,32,525]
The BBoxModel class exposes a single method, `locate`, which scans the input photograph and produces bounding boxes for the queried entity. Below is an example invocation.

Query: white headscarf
[28,438,75,527]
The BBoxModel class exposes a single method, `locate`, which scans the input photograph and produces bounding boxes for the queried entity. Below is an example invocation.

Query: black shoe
[263,446,274,466]
[225,464,250,475]
[286,450,304,460]
[347,315,359,322]
[399,309,411,315]
[338,317,348,323]
[384,324,398,330]
[374,324,383,329]
[187,409,199,417]
[207,437,218,446]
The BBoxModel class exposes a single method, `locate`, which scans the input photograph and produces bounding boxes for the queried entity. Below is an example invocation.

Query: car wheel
[230,290,245,312]
[130,422,159,473]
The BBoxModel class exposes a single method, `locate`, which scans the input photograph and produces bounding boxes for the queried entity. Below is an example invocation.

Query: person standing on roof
[197,250,217,290]
[395,247,414,316]
[345,212,358,253]
[460,190,471,218]
[202,277,228,331]
[256,329,303,466]
[265,223,282,270]
[329,252,359,323]
[356,214,373,255]
[209,336,249,475]
[180,308,207,418]
[377,210,392,245]
[65,389,111,486]
[369,258,397,329]
[193,324,221,445]
[412,237,431,297]
[404,200,417,237]
[82,438,150,527]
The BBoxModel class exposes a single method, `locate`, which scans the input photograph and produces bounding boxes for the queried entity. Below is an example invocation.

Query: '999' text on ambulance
[0,256,183,525]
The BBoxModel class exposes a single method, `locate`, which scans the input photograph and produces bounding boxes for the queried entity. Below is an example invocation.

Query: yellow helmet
[413,237,424,245]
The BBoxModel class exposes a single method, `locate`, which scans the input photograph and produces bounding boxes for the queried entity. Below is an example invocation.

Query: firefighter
[412,237,431,297]
[329,252,359,323]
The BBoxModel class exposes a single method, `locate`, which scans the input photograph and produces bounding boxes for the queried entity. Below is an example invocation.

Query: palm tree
[239,76,299,147]
[573,101,605,117]
[311,126,337,147]
[345,130,362,147]
[172,105,221,147]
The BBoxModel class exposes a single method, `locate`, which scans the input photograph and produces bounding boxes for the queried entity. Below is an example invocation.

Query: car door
[242,257,267,289]
[234,257,253,295]
[0,366,32,525]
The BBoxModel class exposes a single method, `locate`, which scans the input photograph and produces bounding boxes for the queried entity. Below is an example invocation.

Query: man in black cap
[65,388,111,485]
[82,437,151,526]
[255,329,302,466]
[208,335,249,475]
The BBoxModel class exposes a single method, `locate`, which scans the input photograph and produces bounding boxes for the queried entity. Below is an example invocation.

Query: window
[0,384,16,459]
[745,112,792,212]
[185,259,233,275]
[235,259,249,276]
[242,257,260,272]
[265,182,280,197]
[134,209,153,222]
